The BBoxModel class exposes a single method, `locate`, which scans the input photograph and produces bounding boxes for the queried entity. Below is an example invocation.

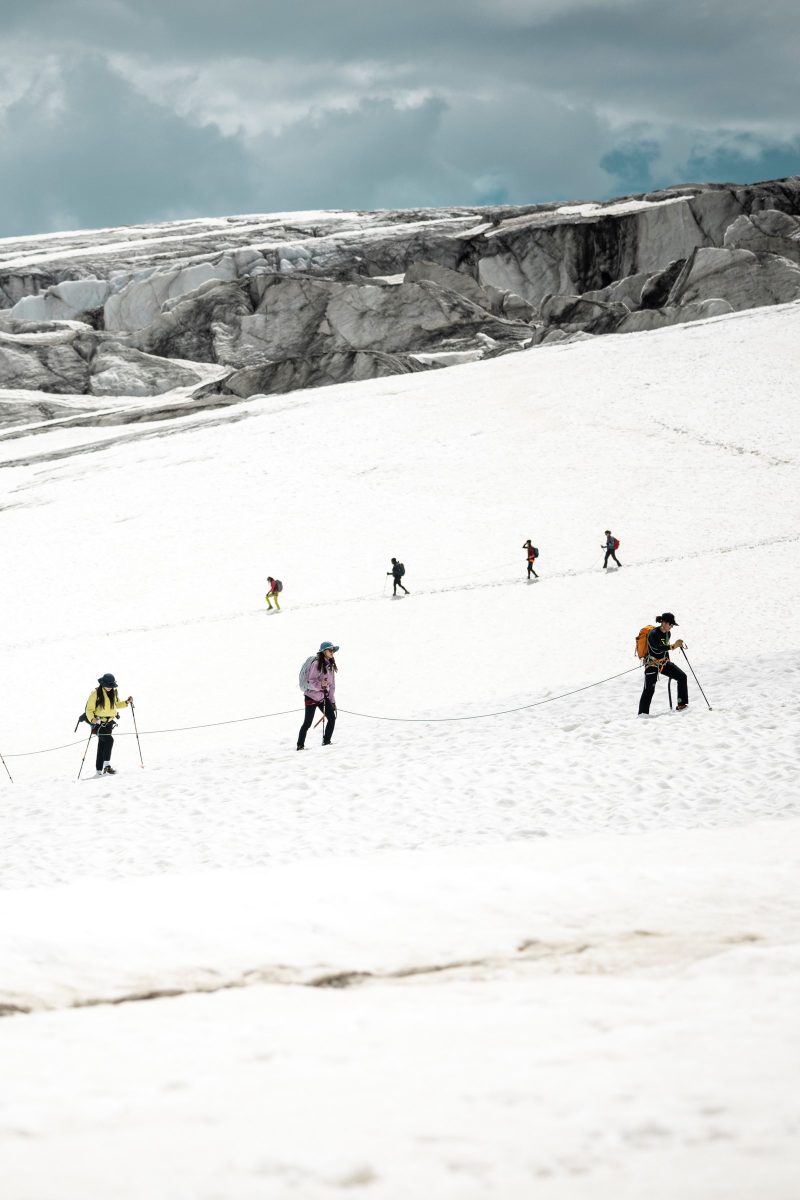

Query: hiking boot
[102,765,117,775]
[676,703,689,712]
[296,745,305,751]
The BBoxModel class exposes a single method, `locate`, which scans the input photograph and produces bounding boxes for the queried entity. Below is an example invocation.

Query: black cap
[657,613,678,626]
[98,673,117,687]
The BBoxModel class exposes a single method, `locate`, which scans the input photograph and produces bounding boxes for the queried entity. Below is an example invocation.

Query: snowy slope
[1,299,799,1198]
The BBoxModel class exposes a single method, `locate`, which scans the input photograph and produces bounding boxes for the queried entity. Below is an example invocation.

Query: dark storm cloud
[0,58,251,235]
[1,0,798,236]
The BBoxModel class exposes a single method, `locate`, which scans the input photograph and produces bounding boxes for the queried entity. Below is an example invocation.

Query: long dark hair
[316,651,337,674]
[95,685,118,707]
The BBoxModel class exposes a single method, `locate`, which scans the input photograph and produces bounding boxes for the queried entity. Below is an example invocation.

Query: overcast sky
[1,0,798,237]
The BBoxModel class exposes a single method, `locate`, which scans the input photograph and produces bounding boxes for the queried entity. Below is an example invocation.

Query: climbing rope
[1,667,640,761]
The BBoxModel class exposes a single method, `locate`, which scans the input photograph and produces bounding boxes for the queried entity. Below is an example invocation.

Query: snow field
[1,299,799,1198]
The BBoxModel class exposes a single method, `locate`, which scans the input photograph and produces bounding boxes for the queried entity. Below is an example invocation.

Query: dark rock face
[474,180,800,304]
[0,332,90,394]
[2,177,800,411]
[667,247,800,310]
[723,210,800,264]
[639,259,686,309]
[224,350,432,398]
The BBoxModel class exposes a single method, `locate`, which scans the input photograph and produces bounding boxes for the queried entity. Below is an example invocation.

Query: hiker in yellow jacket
[85,672,134,777]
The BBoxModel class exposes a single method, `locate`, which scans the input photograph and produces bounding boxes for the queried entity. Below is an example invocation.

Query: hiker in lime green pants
[266,576,282,611]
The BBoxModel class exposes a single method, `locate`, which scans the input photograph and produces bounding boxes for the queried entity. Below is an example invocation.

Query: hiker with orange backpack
[602,530,621,569]
[637,613,688,716]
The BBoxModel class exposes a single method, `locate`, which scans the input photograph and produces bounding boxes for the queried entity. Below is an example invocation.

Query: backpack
[275,579,283,592]
[532,546,539,558]
[635,625,655,660]
[612,537,620,550]
[396,562,405,577]
[299,655,316,692]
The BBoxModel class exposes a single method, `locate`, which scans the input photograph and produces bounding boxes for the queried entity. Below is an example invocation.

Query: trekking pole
[130,702,145,767]
[77,731,93,781]
[0,749,13,783]
[681,648,712,711]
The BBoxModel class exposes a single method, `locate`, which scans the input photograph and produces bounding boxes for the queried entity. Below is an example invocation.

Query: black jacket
[646,626,671,665]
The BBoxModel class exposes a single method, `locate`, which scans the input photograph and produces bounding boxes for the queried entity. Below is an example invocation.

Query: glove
[127,695,134,704]
[672,639,684,649]
[91,723,99,735]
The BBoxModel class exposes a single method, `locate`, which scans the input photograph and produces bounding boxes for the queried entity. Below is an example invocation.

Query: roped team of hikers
[83,529,691,773]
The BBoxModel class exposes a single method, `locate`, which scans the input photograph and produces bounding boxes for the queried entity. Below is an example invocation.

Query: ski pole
[0,749,13,783]
[681,648,712,711]
[130,702,144,767]
[77,731,93,781]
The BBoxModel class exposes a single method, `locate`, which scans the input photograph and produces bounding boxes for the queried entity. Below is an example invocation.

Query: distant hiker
[603,530,621,569]
[265,576,283,611]
[297,642,339,749]
[388,557,409,596]
[637,613,688,716]
[523,540,539,580]
[85,673,134,776]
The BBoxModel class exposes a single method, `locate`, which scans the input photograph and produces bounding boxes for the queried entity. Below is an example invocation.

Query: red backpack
[612,537,620,550]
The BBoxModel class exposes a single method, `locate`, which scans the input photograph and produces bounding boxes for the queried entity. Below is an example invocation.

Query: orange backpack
[635,625,655,660]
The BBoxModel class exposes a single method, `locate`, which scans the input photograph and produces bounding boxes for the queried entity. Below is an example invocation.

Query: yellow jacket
[85,688,130,723]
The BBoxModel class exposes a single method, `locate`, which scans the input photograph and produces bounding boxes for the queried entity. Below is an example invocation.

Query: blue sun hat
[98,673,118,686]
[319,641,339,652]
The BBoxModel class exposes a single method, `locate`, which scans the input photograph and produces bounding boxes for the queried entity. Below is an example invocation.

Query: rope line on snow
[336,666,641,723]
[1,668,640,758]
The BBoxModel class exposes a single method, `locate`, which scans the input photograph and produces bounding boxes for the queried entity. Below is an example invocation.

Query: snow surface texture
[1,296,799,1198]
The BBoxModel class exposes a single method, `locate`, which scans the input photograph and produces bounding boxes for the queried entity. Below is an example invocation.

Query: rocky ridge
[1,179,799,420]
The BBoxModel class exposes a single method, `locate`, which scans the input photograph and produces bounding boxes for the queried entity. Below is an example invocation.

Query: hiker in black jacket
[387,557,409,596]
[638,612,689,716]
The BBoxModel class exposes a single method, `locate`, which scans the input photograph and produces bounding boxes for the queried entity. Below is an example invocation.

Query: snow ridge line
[0,959,489,1018]
[1,668,640,760]
[1,930,767,1019]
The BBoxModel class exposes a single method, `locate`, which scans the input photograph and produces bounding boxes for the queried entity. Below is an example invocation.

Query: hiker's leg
[322,696,336,743]
[297,702,318,748]
[639,667,658,714]
[663,662,688,705]
[603,550,611,568]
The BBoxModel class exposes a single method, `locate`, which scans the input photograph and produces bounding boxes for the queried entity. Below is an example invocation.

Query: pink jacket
[305,659,336,703]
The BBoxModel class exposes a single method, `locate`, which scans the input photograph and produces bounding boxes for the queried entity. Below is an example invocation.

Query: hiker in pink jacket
[297,642,338,749]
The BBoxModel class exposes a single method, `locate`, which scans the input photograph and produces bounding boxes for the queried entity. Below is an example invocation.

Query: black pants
[96,733,114,770]
[526,561,538,578]
[639,662,688,714]
[393,578,409,594]
[604,549,621,567]
[298,695,336,747]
